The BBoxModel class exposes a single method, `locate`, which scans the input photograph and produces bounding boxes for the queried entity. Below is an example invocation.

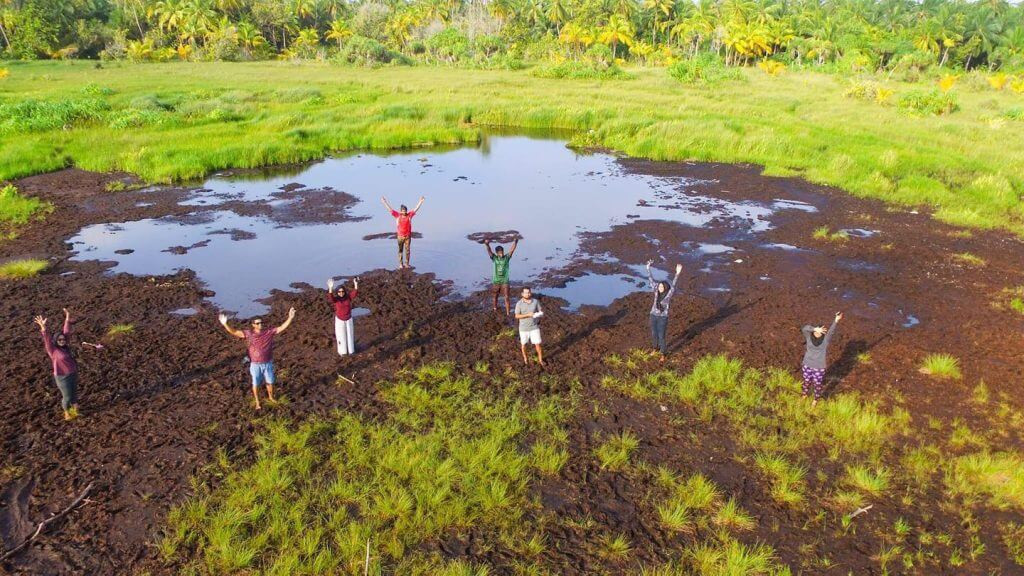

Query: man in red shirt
[219,307,296,411]
[381,195,425,269]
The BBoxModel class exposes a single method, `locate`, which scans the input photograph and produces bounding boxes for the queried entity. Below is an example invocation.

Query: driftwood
[0,482,94,563]
[849,504,873,519]
[337,374,357,385]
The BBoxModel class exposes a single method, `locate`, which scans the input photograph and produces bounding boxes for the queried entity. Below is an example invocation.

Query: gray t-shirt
[801,319,838,370]
[515,298,542,331]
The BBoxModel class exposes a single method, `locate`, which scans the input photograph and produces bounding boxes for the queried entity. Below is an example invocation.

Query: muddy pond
[67,134,908,321]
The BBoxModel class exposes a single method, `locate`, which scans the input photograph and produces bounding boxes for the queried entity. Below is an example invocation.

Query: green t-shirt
[492,254,511,284]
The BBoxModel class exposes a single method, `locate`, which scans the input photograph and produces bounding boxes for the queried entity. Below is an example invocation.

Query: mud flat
[1,138,1023,574]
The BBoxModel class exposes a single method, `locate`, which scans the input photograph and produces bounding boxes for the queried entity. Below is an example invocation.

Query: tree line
[1,0,1022,71]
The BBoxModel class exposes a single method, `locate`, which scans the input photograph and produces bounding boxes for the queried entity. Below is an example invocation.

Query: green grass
[594,430,639,471]
[159,363,571,573]
[919,353,962,379]
[0,258,47,279]
[1000,522,1024,566]
[0,184,50,234]
[812,225,850,242]
[106,323,135,337]
[844,464,891,496]
[755,453,807,506]
[946,452,1024,510]
[2,61,1024,235]
[952,252,986,266]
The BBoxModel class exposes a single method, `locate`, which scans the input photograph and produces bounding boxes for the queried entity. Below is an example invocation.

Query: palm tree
[546,0,569,33]
[643,0,673,43]
[599,13,634,58]
[236,20,267,57]
[326,17,351,48]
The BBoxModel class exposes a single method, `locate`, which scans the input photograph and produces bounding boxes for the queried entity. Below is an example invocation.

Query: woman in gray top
[646,260,683,362]
[801,312,843,405]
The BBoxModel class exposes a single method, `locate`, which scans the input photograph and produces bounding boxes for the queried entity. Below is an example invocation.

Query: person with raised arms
[218,307,296,411]
[327,277,359,356]
[34,308,80,421]
[485,238,518,315]
[514,286,545,366]
[800,311,843,407]
[646,260,683,362]
[381,195,425,269]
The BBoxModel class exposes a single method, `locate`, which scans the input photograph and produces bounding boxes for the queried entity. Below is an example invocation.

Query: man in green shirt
[485,238,518,315]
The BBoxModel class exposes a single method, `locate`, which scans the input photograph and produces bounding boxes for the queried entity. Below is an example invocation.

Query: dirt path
[1,161,1022,574]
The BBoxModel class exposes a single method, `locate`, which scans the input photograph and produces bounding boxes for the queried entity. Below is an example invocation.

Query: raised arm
[275,307,297,335]
[672,264,682,284]
[351,278,359,300]
[484,240,495,258]
[35,316,54,356]
[62,308,72,336]
[381,196,395,213]
[508,238,519,257]
[413,196,425,213]
[823,313,842,346]
[218,313,246,339]
[646,260,656,289]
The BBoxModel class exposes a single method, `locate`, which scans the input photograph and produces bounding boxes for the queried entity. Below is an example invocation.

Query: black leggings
[54,373,78,411]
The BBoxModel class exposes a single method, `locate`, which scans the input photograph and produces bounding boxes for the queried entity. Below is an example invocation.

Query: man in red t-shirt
[381,195,425,269]
[219,307,296,411]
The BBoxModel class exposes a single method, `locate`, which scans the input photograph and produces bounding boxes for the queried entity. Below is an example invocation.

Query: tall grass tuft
[919,354,962,379]
[594,431,639,471]
[0,258,48,279]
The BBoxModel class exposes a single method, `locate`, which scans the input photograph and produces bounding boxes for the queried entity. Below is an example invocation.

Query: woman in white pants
[327,277,359,356]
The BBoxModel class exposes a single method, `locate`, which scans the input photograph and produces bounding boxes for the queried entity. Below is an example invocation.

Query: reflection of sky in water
[70,136,816,315]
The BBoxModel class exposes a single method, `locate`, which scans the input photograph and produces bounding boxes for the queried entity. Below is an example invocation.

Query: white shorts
[519,329,542,345]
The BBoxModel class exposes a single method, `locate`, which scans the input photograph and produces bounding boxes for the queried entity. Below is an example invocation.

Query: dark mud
[1,157,1023,575]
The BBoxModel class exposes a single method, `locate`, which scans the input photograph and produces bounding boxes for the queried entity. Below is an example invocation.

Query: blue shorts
[249,361,275,388]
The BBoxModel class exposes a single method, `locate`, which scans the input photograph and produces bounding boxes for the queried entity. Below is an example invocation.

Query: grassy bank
[1,61,1023,234]
[160,356,1024,574]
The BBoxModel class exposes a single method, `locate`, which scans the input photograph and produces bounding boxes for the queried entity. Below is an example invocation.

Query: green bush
[0,97,109,134]
[1005,107,1024,121]
[107,108,173,129]
[334,35,411,66]
[531,61,630,80]
[668,53,742,85]
[425,28,470,64]
[0,184,49,226]
[897,89,959,116]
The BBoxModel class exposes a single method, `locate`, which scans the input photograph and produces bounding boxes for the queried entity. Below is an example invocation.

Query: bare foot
[63,411,72,421]
[522,357,529,365]
[255,403,262,411]
[811,399,818,408]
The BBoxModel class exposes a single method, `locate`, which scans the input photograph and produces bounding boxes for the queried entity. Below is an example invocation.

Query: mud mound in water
[361,232,423,241]
[467,230,524,244]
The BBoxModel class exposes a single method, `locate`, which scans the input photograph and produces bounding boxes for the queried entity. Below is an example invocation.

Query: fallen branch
[0,482,94,563]
[849,504,873,519]
[338,374,357,385]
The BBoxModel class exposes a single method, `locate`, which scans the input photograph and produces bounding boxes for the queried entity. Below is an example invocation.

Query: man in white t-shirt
[514,287,544,366]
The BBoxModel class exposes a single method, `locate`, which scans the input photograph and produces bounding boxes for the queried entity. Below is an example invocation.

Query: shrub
[334,35,411,66]
[668,53,741,85]
[844,80,894,104]
[896,89,959,116]
[107,108,172,129]
[425,27,470,64]
[532,56,631,80]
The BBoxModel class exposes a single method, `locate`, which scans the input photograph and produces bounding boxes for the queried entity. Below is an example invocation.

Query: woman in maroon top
[327,277,359,356]
[34,308,80,420]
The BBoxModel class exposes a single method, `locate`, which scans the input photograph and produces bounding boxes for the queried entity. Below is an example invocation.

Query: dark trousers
[650,314,669,354]
[54,373,78,411]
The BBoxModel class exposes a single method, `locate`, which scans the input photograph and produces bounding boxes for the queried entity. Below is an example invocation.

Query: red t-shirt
[328,290,358,320]
[391,210,416,238]
[243,327,277,363]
